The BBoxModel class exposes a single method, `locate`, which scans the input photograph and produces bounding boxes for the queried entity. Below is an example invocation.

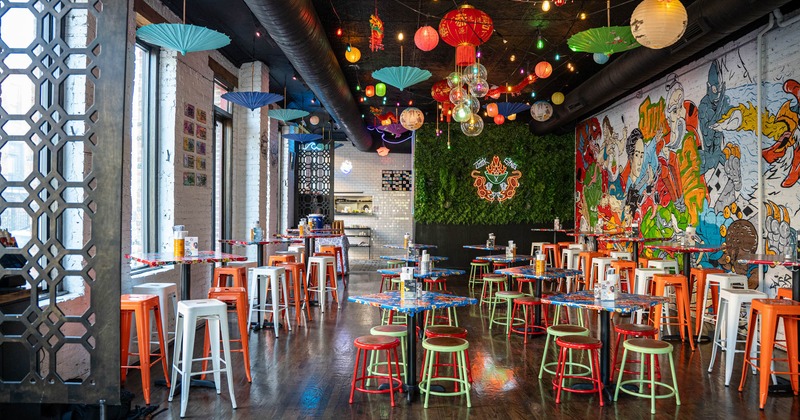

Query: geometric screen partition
[294,139,334,225]
[0,0,125,404]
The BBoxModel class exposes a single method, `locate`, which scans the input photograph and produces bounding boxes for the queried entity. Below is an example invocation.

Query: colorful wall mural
[575,18,800,294]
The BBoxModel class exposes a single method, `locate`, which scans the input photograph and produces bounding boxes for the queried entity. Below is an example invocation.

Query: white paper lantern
[309,115,320,125]
[630,0,688,49]
[460,114,484,137]
[400,107,425,131]
[530,101,553,122]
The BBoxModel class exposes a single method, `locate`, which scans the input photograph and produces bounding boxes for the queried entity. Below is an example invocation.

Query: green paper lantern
[375,83,387,97]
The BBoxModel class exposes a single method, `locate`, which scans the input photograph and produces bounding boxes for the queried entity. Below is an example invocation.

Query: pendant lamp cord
[183,0,186,24]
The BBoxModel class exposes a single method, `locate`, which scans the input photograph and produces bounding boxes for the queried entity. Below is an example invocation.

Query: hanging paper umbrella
[491,102,531,117]
[221,92,283,111]
[372,66,432,91]
[567,26,640,55]
[269,108,310,122]
[283,133,323,143]
[377,124,409,136]
[136,23,230,55]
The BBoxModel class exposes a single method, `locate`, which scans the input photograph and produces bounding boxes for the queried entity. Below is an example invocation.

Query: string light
[579,12,587,20]
[408,100,413,105]
[336,27,343,37]
[510,54,516,62]
[346,43,351,52]
[520,67,525,74]
[398,32,404,41]
[536,33,544,50]
[542,0,551,12]
[531,91,536,98]
[554,53,560,61]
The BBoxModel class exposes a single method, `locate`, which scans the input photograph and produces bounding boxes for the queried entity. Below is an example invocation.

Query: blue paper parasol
[372,66,432,91]
[487,102,531,117]
[283,133,323,143]
[376,124,409,136]
[136,23,230,55]
[221,92,283,111]
[269,109,310,122]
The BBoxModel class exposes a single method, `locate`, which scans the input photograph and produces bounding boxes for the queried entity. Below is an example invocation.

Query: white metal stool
[590,257,615,287]
[306,256,338,313]
[568,243,586,250]
[697,273,748,338]
[561,248,582,270]
[132,282,178,364]
[275,250,300,261]
[708,288,767,386]
[169,299,236,417]
[632,268,666,323]
[647,259,680,274]
[248,266,292,337]
[610,251,632,260]
[287,245,305,263]
[531,242,547,256]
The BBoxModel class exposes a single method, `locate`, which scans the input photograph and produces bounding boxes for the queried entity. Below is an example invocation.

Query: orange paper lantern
[534,61,553,79]
[494,114,505,125]
[439,5,493,67]
[414,26,439,51]
[486,103,498,117]
[365,85,375,97]
[377,146,390,156]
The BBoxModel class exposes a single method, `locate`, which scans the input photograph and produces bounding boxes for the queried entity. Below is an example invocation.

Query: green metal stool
[490,291,524,333]
[369,325,408,382]
[538,324,591,379]
[419,337,471,408]
[480,274,506,306]
[387,260,404,269]
[614,338,680,414]
[469,260,491,292]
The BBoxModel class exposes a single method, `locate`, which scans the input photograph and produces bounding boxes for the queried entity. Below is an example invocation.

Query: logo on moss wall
[471,156,522,202]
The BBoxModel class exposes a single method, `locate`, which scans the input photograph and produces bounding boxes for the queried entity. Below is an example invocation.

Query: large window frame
[130,40,160,270]
[213,103,233,253]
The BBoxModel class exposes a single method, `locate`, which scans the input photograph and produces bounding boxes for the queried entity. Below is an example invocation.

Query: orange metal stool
[349,335,403,406]
[611,260,637,293]
[120,294,170,405]
[320,245,345,275]
[739,298,800,409]
[638,256,655,268]
[542,244,560,268]
[611,323,660,378]
[777,287,793,300]
[577,251,603,290]
[279,261,311,323]
[689,267,725,335]
[553,335,604,407]
[268,254,295,266]
[651,273,695,351]
[213,266,248,289]
[202,287,252,382]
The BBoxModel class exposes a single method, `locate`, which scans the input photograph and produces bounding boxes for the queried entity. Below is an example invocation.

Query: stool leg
[236,299,252,383]
[723,299,738,387]
[153,306,170,388]
[670,352,681,407]
[219,314,237,409]
[168,314,183,403]
[460,349,472,408]
[282,272,293,331]
[784,316,799,393]
[614,349,629,402]
[209,317,222,394]
[349,348,361,404]
[136,306,152,405]
[120,311,132,383]
[707,299,724,376]
[423,348,435,409]
[738,307,758,392]
[386,348,396,407]
[270,273,280,337]
[179,315,195,417]
[650,353,657,414]
[757,312,778,409]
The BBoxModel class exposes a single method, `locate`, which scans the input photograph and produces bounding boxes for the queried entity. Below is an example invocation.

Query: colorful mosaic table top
[737,253,800,268]
[531,228,574,233]
[598,235,671,243]
[377,267,466,279]
[475,254,534,264]
[379,255,449,263]
[568,231,616,237]
[644,242,724,253]
[219,239,294,246]
[126,251,247,268]
[542,291,669,314]
[277,233,343,239]
[463,244,508,251]
[495,266,582,279]
[348,291,477,314]
[383,244,438,250]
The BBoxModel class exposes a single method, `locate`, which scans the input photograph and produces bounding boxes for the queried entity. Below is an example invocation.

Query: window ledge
[131,264,174,279]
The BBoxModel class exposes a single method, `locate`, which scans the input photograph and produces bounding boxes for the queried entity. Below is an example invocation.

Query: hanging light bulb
[397,32,404,41]
[542,0,551,12]
[536,33,545,50]
[530,91,536,98]
[336,27,343,37]
[510,54,516,62]
[579,12,587,20]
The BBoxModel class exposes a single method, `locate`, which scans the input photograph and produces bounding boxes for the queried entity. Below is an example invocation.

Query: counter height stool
[539,325,591,379]
[120,294,170,406]
[651,273,695,351]
[708,288,767,386]
[132,282,178,362]
[610,260,636,293]
[553,335,604,407]
[202,287,251,382]
[777,287,793,300]
[320,245,345,277]
[615,339,680,415]
[248,266,292,337]
[490,291,525,333]
[268,254,295,266]
[648,259,679,275]
[531,242,547,257]
[212,266,248,289]
[542,244,560,268]
[561,247,582,270]
[287,245,306,264]
[278,261,311,324]
[696,273,747,340]
[307,255,338,313]
[419,337,472,408]
[469,260,491,292]
[610,251,633,260]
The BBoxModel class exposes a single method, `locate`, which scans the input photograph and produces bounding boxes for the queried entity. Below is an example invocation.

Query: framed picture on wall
[183,137,194,152]
[196,157,206,171]
[196,109,207,124]
[183,154,195,169]
[184,103,195,119]
[197,173,207,187]
[183,172,195,186]
[197,141,206,155]
[196,125,207,140]
[183,120,194,136]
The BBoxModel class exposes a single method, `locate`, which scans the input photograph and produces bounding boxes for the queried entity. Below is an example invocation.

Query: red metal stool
[492,261,510,271]
[120,294,170,405]
[320,245,345,276]
[423,276,448,291]
[213,266,248,289]
[553,335,604,407]
[739,298,800,409]
[349,335,403,407]
[421,325,473,384]
[611,323,660,379]
[509,296,548,343]
[202,287,252,382]
[279,261,311,323]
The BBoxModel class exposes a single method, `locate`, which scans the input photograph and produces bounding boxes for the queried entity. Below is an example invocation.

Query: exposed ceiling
[161,0,800,148]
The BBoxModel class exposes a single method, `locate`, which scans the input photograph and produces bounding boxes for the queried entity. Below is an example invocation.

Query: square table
[126,251,247,300]
[348,291,477,404]
[644,241,725,277]
[542,291,669,393]
[463,244,507,251]
[278,232,343,265]
[218,239,293,266]
[494,266,582,326]
[376,267,466,279]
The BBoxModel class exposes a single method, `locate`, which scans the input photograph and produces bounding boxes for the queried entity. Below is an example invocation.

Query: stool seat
[423,336,469,351]
[355,335,398,348]
[556,335,602,348]
[549,325,588,335]
[515,296,541,305]
[426,325,467,336]
[615,338,680,414]
[625,338,672,353]
[371,324,406,335]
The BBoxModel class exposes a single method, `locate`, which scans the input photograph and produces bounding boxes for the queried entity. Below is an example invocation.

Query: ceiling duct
[243,0,373,151]
[531,0,794,135]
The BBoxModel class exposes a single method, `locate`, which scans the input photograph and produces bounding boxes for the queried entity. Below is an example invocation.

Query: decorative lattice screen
[294,140,334,224]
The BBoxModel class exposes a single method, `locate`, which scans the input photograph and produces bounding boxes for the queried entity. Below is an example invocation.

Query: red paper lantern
[554,0,567,5]
[439,5,493,67]
[414,26,439,52]
[494,114,505,125]
[431,80,451,103]
[535,61,553,79]
[365,85,375,97]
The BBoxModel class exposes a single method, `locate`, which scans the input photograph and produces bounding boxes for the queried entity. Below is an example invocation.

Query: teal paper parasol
[269,109,310,122]
[567,26,640,55]
[283,133,323,143]
[221,92,283,110]
[372,66,432,91]
[136,23,231,55]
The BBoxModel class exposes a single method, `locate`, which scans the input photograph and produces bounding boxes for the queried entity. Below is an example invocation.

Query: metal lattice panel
[0,0,125,404]
[295,140,334,224]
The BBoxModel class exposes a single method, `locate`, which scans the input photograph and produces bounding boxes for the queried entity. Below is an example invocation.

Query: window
[130,41,159,268]
[213,107,233,253]
[213,80,232,113]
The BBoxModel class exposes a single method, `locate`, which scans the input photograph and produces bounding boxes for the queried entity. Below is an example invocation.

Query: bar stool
[638,256,657,268]
[739,298,800,409]
[610,251,633,260]
[651,273,695,351]
[212,266,248,288]
[419,337,472,408]
[590,257,615,288]
[509,297,548,343]
[648,259,679,274]
[577,251,603,290]
[203,287,251,382]
[387,260,405,269]
[423,276,448,291]
[610,260,636,293]
[469,260,491,292]
[539,325,591,379]
[561,247,582,270]
[349,335,403,407]
[169,299,236,417]
[370,325,408,382]
[553,335,604,407]
[120,294,169,405]
[542,244,560,268]
[480,274,506,306]
[708,288,767,386]
[320,245,345,276]
[268,254,295,266]
[531,242,547,256]
[278,261,311,323]
[132,282,178,360]
[631,268,665,323]
[248,266,292,337]
[424,290,460,327]
[611,323,659,378]
[423,326,473,384]
[696,273,747,339]
[307,255,338,313]
[490,290,524,333]
[615,339,680,415]
[287,245,305,264]
[777,287,793,299]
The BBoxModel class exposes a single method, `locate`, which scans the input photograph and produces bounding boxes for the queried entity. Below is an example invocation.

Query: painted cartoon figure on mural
[699,59,731,173]
[764,200,797,257]
[715,217,759,289]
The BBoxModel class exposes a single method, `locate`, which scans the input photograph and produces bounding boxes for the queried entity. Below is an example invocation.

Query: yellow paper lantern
[551,92,565,105]
[630,0,688,49]
[345,46,361,63]
[507,113,517,121]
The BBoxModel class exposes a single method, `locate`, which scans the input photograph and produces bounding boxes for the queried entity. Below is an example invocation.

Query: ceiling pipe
[531,0,794,135]
[243,0,373,151]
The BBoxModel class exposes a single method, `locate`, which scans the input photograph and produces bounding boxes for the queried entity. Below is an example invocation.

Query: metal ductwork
[531,0,794,134]
[243,0,373,151]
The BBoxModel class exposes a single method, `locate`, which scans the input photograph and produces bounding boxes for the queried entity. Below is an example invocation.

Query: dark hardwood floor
[123,269,799,419]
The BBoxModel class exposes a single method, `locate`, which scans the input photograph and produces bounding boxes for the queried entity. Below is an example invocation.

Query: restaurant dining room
[2,0,800,418]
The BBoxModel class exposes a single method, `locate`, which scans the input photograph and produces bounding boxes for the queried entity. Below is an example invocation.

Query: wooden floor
[124,269,800,419]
